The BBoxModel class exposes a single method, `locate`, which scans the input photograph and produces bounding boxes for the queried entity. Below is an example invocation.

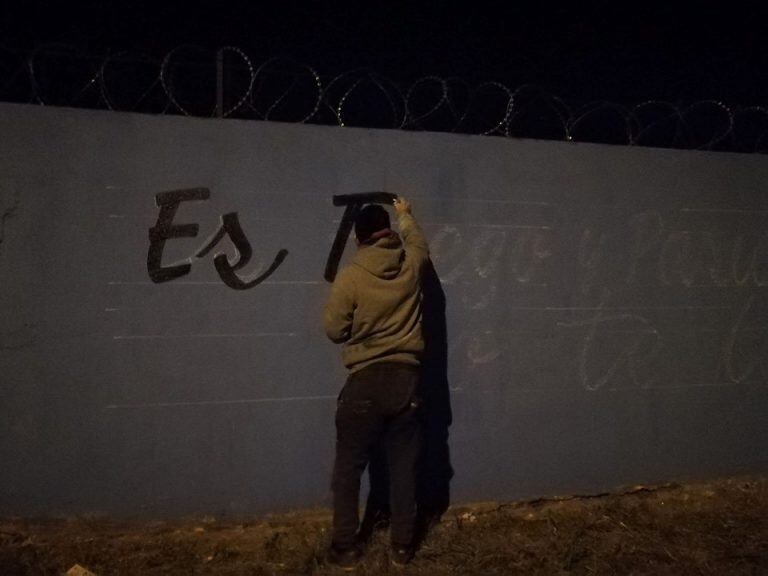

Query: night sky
[2,2,767,106]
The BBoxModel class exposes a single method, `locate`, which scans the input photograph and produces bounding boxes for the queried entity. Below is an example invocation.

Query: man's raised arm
[394,197,429,266]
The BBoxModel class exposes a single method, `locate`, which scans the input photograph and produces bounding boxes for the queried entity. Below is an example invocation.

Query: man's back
[323,205,429,372]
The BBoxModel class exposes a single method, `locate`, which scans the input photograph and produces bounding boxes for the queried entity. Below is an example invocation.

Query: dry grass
[1,476,766,575]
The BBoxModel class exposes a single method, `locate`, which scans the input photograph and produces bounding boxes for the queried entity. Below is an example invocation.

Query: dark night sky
[2,2,767,105]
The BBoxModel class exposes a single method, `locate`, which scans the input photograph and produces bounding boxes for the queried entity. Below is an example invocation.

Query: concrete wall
[1,102,766,516]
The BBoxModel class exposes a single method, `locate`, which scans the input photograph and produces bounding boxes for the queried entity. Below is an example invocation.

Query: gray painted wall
[1,103,766,516]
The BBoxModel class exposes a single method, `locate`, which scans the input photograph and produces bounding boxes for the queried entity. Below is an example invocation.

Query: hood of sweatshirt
[352,233,404,279]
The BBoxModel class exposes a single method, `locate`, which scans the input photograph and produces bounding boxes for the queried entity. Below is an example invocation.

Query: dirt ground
[1,475,766,575]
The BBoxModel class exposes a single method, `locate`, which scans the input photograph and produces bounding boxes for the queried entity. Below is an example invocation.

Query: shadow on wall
[418,260,454,524]
[360,260,454,541]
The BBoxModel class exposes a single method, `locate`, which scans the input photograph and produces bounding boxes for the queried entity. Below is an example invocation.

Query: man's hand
[394,196,412,215]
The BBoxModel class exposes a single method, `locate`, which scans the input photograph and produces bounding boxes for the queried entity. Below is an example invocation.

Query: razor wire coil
[1,44,767,153]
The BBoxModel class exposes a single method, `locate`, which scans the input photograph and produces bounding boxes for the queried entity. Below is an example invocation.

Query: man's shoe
[326,544,362,571]
[390,545,414,567]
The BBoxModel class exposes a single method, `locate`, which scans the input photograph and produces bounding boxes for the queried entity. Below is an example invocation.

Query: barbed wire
[1,44,767,153]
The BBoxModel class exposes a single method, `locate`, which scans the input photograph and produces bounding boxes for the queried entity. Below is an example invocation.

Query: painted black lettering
[197,212,289,290]
[147,188,210,283]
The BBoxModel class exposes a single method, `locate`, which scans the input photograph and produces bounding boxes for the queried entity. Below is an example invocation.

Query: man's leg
[382,367,422,549]
[358,441,391,543]
[331,371,382,549]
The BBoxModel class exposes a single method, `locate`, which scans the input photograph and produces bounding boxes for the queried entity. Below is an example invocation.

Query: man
[323,196,429,569]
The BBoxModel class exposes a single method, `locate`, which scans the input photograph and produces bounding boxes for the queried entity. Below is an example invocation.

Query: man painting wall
[323,197,429,569]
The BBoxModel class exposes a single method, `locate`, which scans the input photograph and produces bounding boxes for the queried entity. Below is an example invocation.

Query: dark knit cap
[355,204,391,244]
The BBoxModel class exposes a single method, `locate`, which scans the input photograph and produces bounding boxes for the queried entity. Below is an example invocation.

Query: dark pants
[331,362,421,548]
